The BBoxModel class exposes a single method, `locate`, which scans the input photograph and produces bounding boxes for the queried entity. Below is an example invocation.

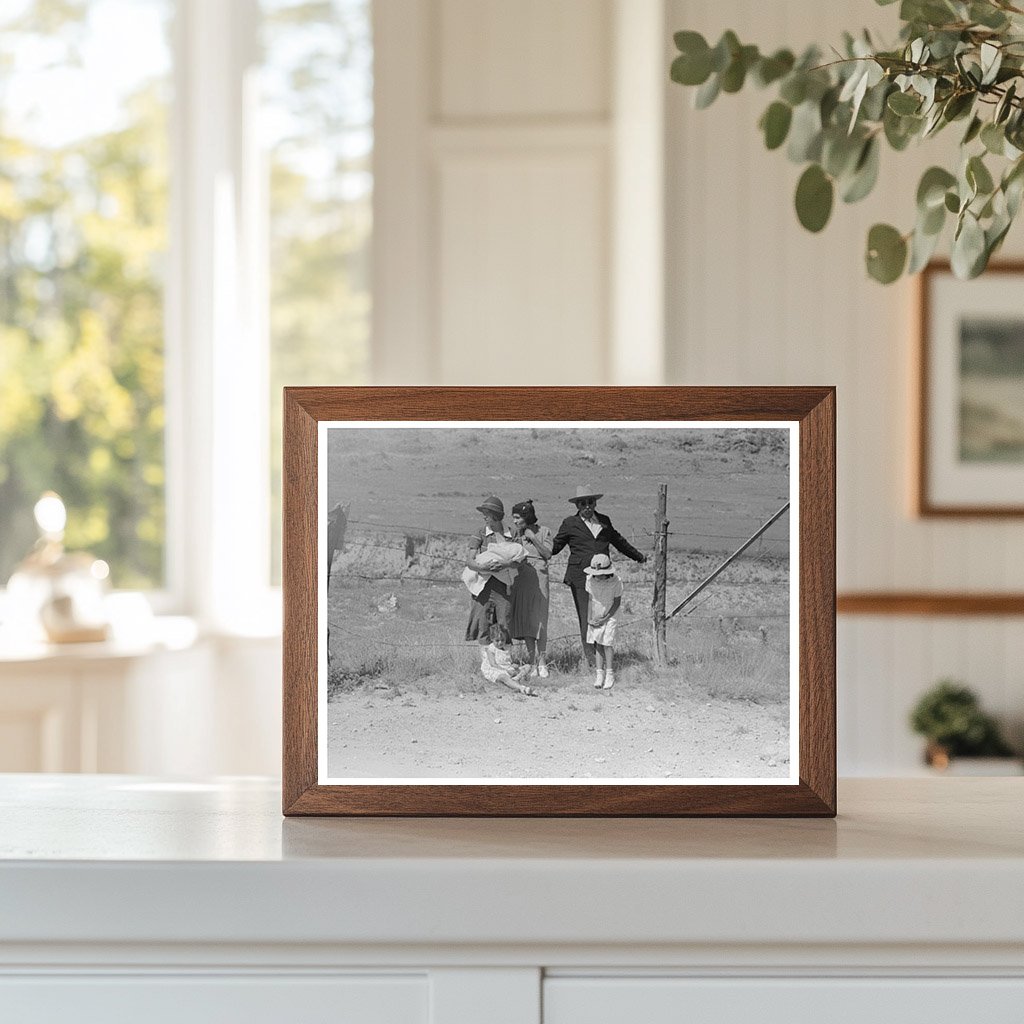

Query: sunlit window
[0,0,172,589]
[261,0,373,581]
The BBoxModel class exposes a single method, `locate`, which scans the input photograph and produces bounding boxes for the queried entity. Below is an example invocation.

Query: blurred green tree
[0,0,169,587]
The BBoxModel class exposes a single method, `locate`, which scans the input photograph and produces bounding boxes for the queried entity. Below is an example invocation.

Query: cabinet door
[1,974,428,1024]
[544,977,1024,1024]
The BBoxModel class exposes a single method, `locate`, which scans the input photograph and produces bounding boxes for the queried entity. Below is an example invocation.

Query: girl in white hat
[584,553,623,689]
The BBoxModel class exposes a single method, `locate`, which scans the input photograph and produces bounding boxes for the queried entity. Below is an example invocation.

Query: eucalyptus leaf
[866,223,908,283]
[721,45,759,93]
[671,43,712,87]
[760,101,793,150]
[674,29,707,53]
[981,122,1005,155]
[917,166,957,210]
[967,154,995,196]
[908,221,942,273]
[779,74,807,106]
[926,30,962,60]
[888,90,921,115]
[921,200,946,235]
[962,115,983,145]
[942,92,974,122]
[884,106,922,150]
[710,31,740,73]
[795,164,834,232]
[822,129,864,178]
[980,42,1002,86]
[970,2,1009,30]
[787,101,824,162]
[913,75,937,111]
[861,80,892,122]
[922,103,946,137]
[1006,172,1024,218]
[951,212,986,278]
[694,73,721,109]
[986,212,1012,259]
[754,49,795,87]
[1003,157,1024,216]
[995,82,1017,124]
[842,137,880,203]
[944,190,960,213]
[903,0,958,28]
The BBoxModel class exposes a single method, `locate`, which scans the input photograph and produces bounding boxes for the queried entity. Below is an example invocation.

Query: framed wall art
[282,387,836,816]
[917,261,1024,517]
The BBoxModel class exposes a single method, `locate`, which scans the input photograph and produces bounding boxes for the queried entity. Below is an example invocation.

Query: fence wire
[327,503,790,655]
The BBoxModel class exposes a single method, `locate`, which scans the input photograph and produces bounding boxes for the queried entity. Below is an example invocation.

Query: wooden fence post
[652,483,668,666]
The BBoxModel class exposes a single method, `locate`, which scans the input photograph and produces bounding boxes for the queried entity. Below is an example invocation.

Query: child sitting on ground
[480,610,538,697]
[584,553,623,690]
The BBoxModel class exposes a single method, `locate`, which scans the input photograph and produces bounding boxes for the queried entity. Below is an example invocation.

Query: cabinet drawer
[544,977,1024,1024]
[0,974,427,1024]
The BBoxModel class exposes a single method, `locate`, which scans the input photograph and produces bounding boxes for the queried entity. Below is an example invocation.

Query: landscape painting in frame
[920,262,1024,515]
[317,421,799,786]
[959,317,1024,464]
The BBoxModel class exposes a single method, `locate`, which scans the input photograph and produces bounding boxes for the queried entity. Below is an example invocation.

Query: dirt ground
[326,676,791,780]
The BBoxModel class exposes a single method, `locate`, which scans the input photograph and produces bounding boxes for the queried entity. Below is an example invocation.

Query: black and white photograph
[317,421,798,785]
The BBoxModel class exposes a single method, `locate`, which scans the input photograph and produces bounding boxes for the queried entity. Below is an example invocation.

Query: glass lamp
[5,493,111,644]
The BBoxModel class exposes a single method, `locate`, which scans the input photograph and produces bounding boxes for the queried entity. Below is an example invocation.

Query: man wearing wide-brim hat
[551,486,646,670]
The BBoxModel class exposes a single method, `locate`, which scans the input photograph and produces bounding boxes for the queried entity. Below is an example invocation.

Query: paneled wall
[666,0,1024,772]
[374,0,617,384]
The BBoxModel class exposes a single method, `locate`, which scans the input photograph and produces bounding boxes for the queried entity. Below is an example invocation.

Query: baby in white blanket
[460,540,526,595]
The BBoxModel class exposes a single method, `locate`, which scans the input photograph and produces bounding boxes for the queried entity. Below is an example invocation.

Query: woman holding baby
[465,495,552,681]
[464,495,520,642]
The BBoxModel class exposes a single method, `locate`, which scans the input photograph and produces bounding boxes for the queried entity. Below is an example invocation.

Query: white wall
[665,0,1024,772]
[373,0,664,386]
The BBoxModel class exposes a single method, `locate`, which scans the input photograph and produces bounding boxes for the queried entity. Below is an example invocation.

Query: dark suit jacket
[551,511,645,587]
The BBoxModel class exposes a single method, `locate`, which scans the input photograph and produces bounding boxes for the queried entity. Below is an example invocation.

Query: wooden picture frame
[917,260,1024,517]
[283,387,836,816]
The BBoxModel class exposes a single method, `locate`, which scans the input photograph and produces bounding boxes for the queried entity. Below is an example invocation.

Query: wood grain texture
[798,389,837,814]
[282,391,319,812]
[282,387,836,817]
[837,592,1024,616]
[916,260,1024,518]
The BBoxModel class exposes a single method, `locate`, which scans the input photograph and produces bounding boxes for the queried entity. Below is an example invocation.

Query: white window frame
[165,0,278,633]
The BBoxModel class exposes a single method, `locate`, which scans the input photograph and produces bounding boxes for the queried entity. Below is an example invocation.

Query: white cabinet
[2,975,428,1024]
[0,640,210,773]
[544,978,1024,1024]
[2,777,1023,1023]
[0,628,281,776]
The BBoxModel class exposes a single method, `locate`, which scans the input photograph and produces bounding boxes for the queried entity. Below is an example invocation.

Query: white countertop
[2,776,1023,950]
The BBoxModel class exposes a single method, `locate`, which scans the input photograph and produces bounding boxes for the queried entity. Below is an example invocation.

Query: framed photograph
[283,387,835,816]
[917,261,1024,516]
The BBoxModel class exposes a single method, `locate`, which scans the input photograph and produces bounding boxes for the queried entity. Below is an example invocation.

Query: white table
[1,776,1023,1023]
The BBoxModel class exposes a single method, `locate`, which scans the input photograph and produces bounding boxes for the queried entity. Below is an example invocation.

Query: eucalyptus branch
[670,2,1024,283]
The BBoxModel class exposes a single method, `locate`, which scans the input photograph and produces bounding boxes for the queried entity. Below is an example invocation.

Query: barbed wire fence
[325,488,791,664]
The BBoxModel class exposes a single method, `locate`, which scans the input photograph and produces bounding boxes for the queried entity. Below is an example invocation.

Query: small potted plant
[909,680,1019,773]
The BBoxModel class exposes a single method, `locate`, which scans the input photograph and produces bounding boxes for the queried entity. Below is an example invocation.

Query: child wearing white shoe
[584,554,622,689]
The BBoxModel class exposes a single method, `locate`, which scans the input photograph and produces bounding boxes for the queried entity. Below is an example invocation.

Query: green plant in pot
[909,679,1016,768]
[670,0,1024,283]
